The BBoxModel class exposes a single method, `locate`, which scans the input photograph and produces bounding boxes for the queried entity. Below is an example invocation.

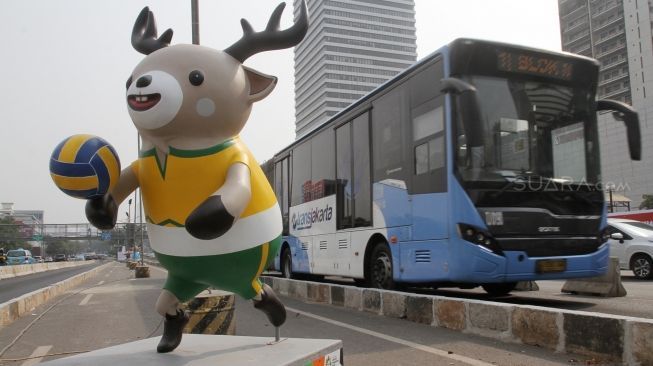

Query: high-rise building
[293,0,417,139]
[558,0,653,209]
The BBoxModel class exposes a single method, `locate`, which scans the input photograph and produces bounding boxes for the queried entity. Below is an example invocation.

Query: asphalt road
[0,262,602,366]
[0,262,102,304]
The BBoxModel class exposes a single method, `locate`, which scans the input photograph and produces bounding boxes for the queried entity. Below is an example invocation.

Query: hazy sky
[0,0,562,224]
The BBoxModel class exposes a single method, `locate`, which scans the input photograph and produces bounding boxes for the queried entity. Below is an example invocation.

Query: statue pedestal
[40,334,343,366]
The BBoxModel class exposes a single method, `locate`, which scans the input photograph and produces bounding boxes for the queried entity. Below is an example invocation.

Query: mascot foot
[157,309,189,353]
[253,284,286,327]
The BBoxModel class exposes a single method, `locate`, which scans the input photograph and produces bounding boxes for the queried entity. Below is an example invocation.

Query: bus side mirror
[441,78,484,148]
[597,99,641,161]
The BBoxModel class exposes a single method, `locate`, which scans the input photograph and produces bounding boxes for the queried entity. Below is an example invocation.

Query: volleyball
[49,134,121,199]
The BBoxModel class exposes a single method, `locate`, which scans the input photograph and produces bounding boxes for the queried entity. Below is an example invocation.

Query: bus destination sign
[497,51,573,81]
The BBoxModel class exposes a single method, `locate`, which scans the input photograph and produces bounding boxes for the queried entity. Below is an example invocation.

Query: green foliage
[639,194,653,210]
[45,239,87,256]
[0,217,29,250]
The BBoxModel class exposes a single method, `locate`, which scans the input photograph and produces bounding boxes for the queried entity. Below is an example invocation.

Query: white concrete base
[561,257,627,297]
[41,334,343,366]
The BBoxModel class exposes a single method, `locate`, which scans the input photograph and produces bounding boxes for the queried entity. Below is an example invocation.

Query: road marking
[286,306,495,366]
[79,294,93,306]
[150,265,167,273]
[21,345,52,366]
[97,281,105,285]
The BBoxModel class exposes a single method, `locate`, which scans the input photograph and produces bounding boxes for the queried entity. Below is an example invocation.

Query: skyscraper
[558,0,653,209]
[293,0,417,139]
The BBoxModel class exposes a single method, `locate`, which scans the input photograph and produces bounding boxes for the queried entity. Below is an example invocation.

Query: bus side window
[275,157,290,235]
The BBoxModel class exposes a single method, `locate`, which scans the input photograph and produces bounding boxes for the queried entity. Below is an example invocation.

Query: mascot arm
[185,162,252,240]
[86,167,139,230]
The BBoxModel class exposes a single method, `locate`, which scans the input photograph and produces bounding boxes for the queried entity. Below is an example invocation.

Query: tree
[639,194,653,210]
[0,217,28,250]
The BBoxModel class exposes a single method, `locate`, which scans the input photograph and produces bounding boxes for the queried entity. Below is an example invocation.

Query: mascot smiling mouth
[128,93,161,111]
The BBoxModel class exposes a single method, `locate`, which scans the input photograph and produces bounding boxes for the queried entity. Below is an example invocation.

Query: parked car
[54,254,67,262]
[607,218,653,279]
[33,256,44,263]
[6,249,34,265]
[44,256,54,263]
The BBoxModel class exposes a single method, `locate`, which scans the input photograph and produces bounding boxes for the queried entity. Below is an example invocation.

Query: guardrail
[0,261,98,280]
[261,277,653,365]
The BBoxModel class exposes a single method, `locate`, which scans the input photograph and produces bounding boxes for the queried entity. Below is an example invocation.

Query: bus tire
[369,243,396,290]
[630,253,652,279]
[482,282,517,296]
[281,248,293,279]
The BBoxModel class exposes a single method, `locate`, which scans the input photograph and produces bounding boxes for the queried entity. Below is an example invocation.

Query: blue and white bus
[262,39,641,295]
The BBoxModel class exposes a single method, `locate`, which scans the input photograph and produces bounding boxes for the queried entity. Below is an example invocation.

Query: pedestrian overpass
[0,223,147,243]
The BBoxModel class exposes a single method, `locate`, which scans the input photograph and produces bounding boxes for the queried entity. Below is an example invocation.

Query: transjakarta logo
[292,204,333,231]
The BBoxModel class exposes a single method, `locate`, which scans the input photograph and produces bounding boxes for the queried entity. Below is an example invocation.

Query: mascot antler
[225,0,308,63]
[132,7,174,55]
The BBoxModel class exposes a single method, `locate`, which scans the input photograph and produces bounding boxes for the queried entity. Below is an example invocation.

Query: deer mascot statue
[86,2,308,353]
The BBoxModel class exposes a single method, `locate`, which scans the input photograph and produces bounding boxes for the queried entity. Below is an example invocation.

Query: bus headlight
[457,223,504,255]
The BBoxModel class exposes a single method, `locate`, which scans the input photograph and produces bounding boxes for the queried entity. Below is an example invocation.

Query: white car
[607,218,653,279]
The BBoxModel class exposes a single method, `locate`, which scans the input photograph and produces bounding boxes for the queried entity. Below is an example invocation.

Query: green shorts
[155,236,280,301]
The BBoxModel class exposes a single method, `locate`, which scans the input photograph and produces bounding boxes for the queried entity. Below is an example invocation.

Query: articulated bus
[262,39,641,295]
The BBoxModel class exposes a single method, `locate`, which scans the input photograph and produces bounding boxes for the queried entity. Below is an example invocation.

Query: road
[0,262,603,366]
[0,262,102,304]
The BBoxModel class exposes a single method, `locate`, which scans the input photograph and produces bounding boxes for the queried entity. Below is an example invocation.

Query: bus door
[410,95,448,240]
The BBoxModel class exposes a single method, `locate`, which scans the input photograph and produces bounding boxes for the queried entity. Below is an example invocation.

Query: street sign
[101,231,112,241]
[32,234,43,241]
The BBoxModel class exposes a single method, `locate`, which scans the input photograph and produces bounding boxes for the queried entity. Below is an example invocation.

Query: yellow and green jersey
[131,136,282,257]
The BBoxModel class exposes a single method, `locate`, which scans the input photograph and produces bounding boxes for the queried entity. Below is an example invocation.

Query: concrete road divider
[0,262,111,329]
[262,276,653,365]
[0,260,98,280]
[134,265,150,278]
[181,290,236,335]
[561,257,627,297]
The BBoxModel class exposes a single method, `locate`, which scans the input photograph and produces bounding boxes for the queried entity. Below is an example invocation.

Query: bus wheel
[631,254,652,279]
[370,243,395,290]
[281,248,293,279]
[481,282,517,296]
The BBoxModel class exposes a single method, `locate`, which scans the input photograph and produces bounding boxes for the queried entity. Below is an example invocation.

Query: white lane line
[150,265,167,273]
[21,345,53,366]
[79,294,93,306]
[286,306,495,366]
[97,281,105,285]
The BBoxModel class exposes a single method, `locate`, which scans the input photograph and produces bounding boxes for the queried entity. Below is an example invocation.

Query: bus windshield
[455,75,600,188]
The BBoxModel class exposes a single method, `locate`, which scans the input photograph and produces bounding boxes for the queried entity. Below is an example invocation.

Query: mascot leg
[250,239,286,340]
[155,289,189,353]
[253,282,286,338]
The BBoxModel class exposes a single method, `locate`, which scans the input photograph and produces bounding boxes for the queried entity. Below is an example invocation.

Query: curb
[0,260,100,280]
[263,276,653,365]
[0,262,112,329]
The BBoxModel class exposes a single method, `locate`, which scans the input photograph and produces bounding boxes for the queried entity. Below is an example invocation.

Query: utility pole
[191,0,200,45]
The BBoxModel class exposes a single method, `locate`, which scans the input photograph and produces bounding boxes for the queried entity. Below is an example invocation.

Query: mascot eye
[126,75,133,89]
[189,70,204,86]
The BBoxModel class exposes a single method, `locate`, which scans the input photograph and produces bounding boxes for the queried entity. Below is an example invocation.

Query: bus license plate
[536,259,567,273]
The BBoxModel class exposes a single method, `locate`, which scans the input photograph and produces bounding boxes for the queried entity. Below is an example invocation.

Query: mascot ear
[244,66,277,103]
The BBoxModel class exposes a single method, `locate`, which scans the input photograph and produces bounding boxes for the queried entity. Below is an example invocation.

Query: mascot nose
[136,75,152,88]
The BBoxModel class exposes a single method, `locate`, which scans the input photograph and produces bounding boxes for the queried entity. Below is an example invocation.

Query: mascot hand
[185,195,235,240]
[85,194,118,230]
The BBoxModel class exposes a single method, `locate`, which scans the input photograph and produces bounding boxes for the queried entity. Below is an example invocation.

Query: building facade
[293,0,417,139]
[558,0,653,209]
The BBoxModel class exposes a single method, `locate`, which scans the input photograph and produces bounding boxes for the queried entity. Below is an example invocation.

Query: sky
[0,0,562,224]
